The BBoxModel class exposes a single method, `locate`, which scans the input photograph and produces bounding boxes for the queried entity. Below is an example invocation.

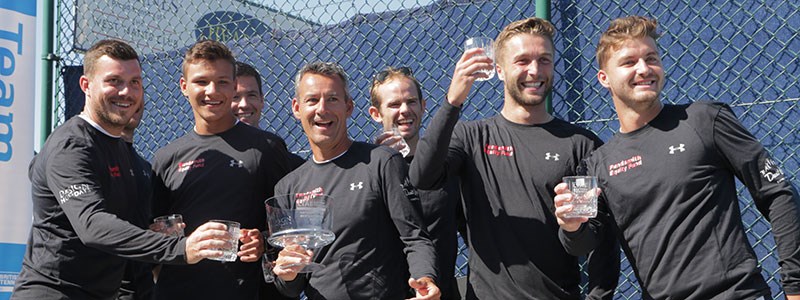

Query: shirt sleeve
[409,101,467,190]
[584,193,621,300]
[383,153,438,281]
[711,102,800,294]
[273,274,309,298]
[47,140,187,264]
[560,155,620,299]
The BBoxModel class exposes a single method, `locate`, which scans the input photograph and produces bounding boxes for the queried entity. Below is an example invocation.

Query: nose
[316,98,330,114]
[118,81,134,96]
[399,102,411,114]
[237,98,249,108]
[635,59,652,76]
[205,81,219,95]
[526,61,539,77]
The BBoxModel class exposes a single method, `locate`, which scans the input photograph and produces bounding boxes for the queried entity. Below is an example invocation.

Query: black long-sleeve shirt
[12,116,187,300]
[150,122,293,300]
[409,102,619,299]
[566,102,800,299]
[274,142,437,299]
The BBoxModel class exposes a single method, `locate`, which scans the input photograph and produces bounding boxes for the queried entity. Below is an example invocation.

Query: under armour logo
[229,159,244,168]
[545,152,560,161]
[668,144,685,154]
[130,169,135,176]
[350,182,363,190]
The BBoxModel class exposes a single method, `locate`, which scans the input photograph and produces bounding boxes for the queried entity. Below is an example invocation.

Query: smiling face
[496,33,554,108]
[180,59,237,134]
[292,72,354,159]
[597,37,664,112]
[232,75,264,127]
[368,77,425,142]
[79,55,143,136]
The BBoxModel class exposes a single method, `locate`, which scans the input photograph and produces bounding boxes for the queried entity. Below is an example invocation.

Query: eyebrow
[303,91,341,98]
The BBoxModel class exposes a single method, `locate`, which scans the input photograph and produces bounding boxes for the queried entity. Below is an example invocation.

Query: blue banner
[0,0,36,299]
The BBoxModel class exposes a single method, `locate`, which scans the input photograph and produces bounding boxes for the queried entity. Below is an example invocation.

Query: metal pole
[40,0,55,145]
[535,0,553,114]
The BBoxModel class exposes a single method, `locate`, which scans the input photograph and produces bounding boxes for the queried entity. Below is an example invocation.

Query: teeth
[205,101,222,105]
[397,120,413,125]
[635,81,655,86]
[236,113,253,117]
[113,102,131,108]
[522,82,543,88]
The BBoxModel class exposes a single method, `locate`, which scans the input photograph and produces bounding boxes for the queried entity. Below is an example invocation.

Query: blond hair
[494,17,556,64]
[596,16,660,69]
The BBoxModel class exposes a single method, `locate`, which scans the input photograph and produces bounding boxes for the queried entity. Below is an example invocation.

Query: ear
[597,70,610,88]
[368,106,383,123]
[291,98,301,120]
[79,75,90,95]
[496,61,505,82]
[345,97,354,117]
[180,77,188,97]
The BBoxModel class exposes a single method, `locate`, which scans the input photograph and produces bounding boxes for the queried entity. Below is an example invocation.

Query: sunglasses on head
[372,66,413,84]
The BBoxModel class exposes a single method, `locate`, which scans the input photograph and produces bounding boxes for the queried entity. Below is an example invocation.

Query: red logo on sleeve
[108,165,121,177]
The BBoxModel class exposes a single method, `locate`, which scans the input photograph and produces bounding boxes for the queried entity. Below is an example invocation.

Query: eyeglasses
[372,66,413,85]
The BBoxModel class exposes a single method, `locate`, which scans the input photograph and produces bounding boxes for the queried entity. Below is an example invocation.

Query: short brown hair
[596,16,660,69]
[182,40,236,77]
[494,17,556,65]
[83,39,139,77]
[369,66,422,108]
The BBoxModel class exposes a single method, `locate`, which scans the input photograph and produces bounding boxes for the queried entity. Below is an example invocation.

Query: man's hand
[786,294,800,300]
[554,182,592,232]
[447,47,494,107]
[272,244,313,282]
[237,228,264,262]
[407,277,440,300]
[374,131,407,153]
[184,221,233,264]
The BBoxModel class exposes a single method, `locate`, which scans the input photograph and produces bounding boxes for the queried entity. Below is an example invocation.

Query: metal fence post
[39,0,55,145]
[536,0,553,114]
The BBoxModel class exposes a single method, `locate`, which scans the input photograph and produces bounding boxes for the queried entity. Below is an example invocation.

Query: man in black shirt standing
[554,16,800,300]
[12,39,232,300]
[271,62,440,300]
[232,61,265,127]
[409,17,619,299]
[150,40,296,299]
[369,66,462,299]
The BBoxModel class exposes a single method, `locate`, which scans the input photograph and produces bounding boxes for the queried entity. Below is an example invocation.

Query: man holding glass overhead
[408,17,619,299]
[271,61,440,300]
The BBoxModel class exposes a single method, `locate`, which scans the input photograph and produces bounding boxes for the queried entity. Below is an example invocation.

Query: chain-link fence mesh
[50,0,799,298]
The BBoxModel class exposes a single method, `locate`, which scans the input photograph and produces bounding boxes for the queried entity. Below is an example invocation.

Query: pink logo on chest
[608,155,642,176]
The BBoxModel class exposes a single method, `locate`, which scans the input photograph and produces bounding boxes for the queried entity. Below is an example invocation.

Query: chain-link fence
[50,0,799,298]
